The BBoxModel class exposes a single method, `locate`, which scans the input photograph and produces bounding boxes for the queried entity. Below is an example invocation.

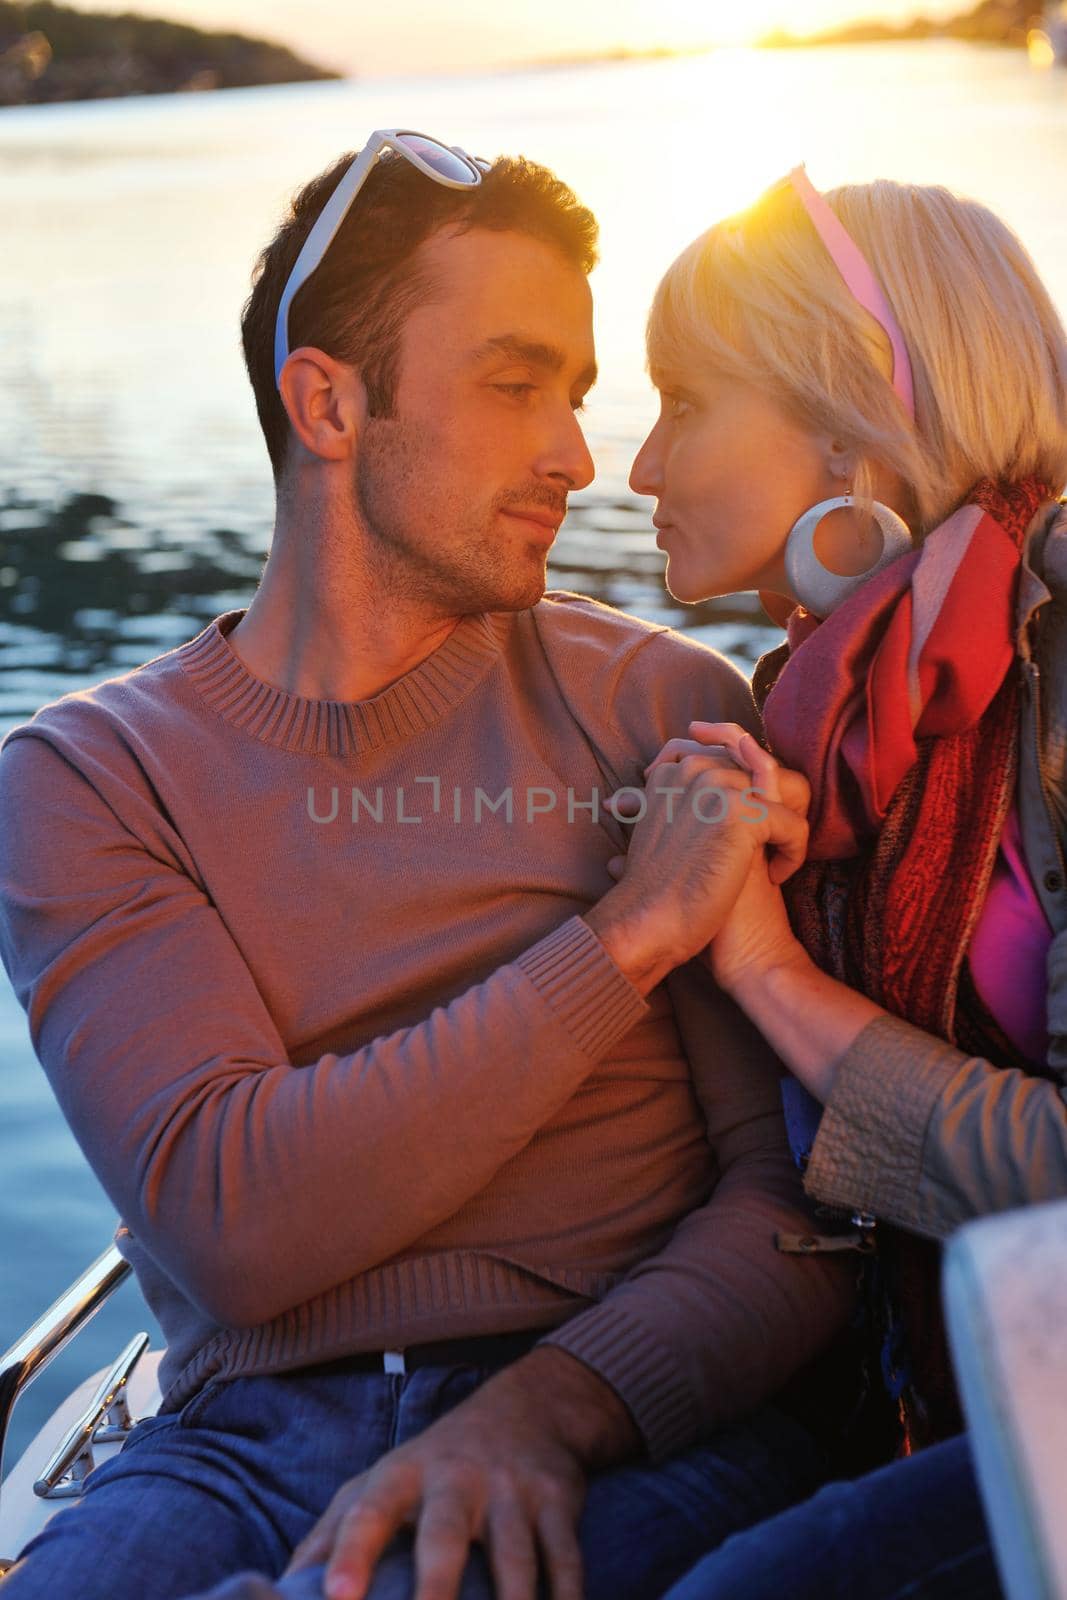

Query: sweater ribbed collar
[179,607,512,756]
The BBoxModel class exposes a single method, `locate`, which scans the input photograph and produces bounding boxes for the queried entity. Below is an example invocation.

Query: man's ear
[277,348,368,465]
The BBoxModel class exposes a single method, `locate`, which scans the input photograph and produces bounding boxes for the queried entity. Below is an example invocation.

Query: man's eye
[493,383,537,398]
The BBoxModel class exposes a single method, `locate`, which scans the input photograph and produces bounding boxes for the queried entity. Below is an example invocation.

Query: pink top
[970,800,1053,1065]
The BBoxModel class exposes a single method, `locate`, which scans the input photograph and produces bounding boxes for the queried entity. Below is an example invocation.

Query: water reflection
[0,486,777,727]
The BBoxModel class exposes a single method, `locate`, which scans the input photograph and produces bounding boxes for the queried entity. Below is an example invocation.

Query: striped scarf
[754,476,1050,1063]
[752,475,1052,1449]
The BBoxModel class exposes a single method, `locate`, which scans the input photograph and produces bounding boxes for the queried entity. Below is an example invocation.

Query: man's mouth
[499,507,563,539]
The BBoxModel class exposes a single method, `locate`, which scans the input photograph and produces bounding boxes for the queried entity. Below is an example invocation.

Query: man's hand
[284,1347,640,1600]
[585,721,809,995]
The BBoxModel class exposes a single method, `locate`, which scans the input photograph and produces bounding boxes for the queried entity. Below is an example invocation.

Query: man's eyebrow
[472,334,597,392]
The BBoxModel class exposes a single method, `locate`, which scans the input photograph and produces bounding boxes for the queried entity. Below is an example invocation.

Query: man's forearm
[548,959,857,1461]
[0,734,652,1331]
[540,1145,857,1460]
[582,899,679,996]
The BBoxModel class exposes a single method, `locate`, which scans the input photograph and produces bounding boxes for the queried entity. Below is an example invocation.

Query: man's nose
[629,427,663,497]
[538,405,595,492]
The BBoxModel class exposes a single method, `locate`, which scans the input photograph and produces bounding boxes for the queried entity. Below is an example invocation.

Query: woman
[615,167,1067,1597]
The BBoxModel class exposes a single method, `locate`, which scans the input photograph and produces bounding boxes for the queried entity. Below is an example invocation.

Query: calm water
[2,41,1067,1475]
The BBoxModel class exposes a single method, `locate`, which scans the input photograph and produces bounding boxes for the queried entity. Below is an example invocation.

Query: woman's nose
[629,428,663,497]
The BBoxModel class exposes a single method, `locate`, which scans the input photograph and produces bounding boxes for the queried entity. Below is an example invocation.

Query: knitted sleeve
[541,960,856,1460]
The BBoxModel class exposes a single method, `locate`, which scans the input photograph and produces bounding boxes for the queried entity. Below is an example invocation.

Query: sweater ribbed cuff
[804,1012,965,1232]
[515,915,649,1061]
[539,1300,696,1463]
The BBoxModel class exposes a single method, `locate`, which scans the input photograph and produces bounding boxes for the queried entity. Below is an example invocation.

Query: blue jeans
[660,1432,1003,1600]
[4,1356,830,1600]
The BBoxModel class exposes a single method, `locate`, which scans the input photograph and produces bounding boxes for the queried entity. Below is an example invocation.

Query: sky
[65,0,965,76]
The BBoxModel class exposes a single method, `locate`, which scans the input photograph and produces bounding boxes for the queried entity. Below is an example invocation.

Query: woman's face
[629,362,846,606]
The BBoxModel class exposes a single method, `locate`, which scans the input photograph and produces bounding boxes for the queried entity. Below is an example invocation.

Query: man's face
[354,226,597,615]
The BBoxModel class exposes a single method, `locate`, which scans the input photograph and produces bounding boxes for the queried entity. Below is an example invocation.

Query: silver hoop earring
[784,494,913,619]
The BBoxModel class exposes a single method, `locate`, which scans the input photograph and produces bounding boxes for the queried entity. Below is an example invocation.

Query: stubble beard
[354,418,549,617]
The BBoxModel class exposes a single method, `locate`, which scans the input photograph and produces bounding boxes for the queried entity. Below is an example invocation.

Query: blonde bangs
[646,177,1067,533]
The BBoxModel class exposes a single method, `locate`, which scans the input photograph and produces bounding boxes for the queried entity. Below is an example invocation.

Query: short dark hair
[240,150,599,484]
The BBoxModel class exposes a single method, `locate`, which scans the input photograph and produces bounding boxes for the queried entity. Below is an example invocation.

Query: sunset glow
[63,0,964,76]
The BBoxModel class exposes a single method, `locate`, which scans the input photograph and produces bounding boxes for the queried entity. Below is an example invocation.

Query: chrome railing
[0,1245,133,1492]
[33,1332,149,1500]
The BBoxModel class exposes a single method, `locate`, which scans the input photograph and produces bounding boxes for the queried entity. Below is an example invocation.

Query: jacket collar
[1017,497,1067,655]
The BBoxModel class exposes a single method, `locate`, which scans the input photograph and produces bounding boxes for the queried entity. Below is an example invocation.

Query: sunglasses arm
[273,131,488,389]
[273,135,387,386]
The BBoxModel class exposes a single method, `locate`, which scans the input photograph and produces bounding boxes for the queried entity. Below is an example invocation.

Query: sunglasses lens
[396,134,480,184]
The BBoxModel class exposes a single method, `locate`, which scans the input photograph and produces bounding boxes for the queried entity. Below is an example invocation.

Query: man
[0,135,853,1600]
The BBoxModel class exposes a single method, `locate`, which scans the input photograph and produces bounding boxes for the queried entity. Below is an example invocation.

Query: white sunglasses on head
[274,127,490,389]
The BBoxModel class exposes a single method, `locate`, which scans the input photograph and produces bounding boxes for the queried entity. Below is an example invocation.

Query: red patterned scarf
[752,475,1053,1450]
[753,477,1051,1057]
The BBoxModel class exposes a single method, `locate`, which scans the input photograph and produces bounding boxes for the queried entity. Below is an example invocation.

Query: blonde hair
[647,177,1067,532]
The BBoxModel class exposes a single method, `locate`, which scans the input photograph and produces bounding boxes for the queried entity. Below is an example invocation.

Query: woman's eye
[665,394,691,420]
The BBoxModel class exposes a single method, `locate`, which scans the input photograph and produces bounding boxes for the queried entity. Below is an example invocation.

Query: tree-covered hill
[0,1,341,106]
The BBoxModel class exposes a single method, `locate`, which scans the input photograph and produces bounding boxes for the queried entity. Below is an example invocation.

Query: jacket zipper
[777,1199,878,1255]
[1024,657,1067,884]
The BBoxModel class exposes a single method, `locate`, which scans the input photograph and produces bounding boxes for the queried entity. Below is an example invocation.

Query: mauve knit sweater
[0,592,852,1461]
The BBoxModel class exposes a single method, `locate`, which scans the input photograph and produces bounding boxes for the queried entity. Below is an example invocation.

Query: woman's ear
[822,436,858,490]
[277,348,368,465]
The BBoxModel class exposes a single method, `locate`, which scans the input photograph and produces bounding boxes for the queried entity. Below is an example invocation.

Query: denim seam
[175,1376,232,1430]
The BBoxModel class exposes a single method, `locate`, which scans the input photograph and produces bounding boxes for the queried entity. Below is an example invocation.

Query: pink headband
[786,164,915,421]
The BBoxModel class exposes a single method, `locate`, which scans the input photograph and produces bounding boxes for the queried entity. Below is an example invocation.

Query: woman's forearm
[727,948,884,1103]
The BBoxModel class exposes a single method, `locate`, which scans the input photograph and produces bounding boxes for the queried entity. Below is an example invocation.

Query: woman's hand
[632,722,887,1103]
[626,721,813,991]
[642,722,810,885]
[705,844,809,997]
[594,723,809,992]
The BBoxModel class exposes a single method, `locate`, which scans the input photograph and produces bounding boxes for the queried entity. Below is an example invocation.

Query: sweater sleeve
[0,729,648,1331]
[540,961,857,1462]
[803,1001,1067,1240]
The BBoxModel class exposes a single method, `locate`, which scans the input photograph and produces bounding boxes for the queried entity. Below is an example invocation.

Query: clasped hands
[602,720,812,996]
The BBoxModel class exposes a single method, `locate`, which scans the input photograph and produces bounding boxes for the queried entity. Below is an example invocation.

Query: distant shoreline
[767,6,1036,51]
[0,0,1046,112]
[0,1,341,108]
[760,1,1034,51]
[523,2,1037,71]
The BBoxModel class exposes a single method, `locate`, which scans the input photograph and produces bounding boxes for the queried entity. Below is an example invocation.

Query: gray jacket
[804,497,1067,1235]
